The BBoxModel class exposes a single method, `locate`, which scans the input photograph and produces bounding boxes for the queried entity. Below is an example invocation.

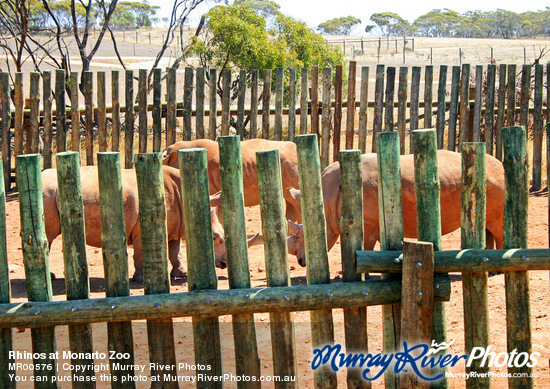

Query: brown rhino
[286,150,505,266]
[42,165,256,281]
[162,138,302,222]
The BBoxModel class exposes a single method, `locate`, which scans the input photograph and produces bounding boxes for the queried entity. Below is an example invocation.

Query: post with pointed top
[412,128,448,388]
[295,134,336,388]
[502,126,532,389]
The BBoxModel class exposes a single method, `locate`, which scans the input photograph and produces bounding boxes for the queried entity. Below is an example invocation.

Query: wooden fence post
[384,66,395,132]
[339,150,368,389]
[519,64,531,130]
[56,152,95,384]
[221,68,231,137]
[97,152,136,388]
[400,241,435,389]
[0,161,14,388]
[485,65,496,155]
[532,64,544,191]
[275,67,284,141]
[310,66,319,139]
[502,126,532,389]
[56,69,67,153]
[196,67,206,140]
[262,69,272,139]
[70,72,80,153]
[424,65,433,129]
[321,67,332,169]
[29,72,40,154]
[295,134,336,388]
[257,149,298,387]
[397,67,408,154]
[138,69,148,152]
[184,67,194,141]
[473,65,483,142]
[377,131,404,389]
[219,136,262,386]
[111,70,121,152]
[410,67,421,153]
[495,64,507,161]
[13,73,23,157]
[178,149,223,388]
[461,142,490,388]
[412,129,448,388]
[372,64,385,152]
[288,68,297,142]
[16,154,59,386]
[83,71,94,165]
[208,68,217,140]
[436,65,448,149]
[43,71,53,168]
[506,64,517,128]
[300,68,308,136]
[152,68,162,151]
[447,66,460,151]
[459,64,471,147]
[333,65,343,161]
[166,67,176,145]
[125,70,134,168]
[345,61,357,150]
[358,66,369,154]
[237,69,247,140]
[135,153,178,388]
[0,74,11,192]
[250,69,259,139]
[98,71,108,152]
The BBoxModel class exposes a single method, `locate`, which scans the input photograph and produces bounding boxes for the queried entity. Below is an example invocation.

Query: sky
[148,0,550,35]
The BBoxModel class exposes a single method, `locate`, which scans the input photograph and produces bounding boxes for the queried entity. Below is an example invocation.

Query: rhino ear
[161,149,169,159]
[286,187,301,205]
[287,219,303,235]
[210,191,222,208]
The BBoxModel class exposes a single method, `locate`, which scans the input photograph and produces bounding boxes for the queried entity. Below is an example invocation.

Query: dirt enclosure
[4,188,550,388]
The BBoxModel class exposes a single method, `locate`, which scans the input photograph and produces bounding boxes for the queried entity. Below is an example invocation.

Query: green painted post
[532,64,543,191]
[178,149,223,388]
[410,67,421,153]
[125,70,134,168]
[0,74,11,192]
[196,67,206,139]
[0,162,14,388]
[138,69,148,152]
[43,71,54,168]
[412,129,448,389]
[134,153,178,388]
[377,131,404,389]
[461,143,490,389]
[222,68,231,137]
[16,154,58,388]
[295,134,336,388]
[397,67,409,154]
[339,150,368,389]
[257,149,298,388]
[502,126,532,389]
[56,152,95,385]
[219,137,261,387]
[83,71,94,166]
[13,72,23,157]
[98,153,135,388]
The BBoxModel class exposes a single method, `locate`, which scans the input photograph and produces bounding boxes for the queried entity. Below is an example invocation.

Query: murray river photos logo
[311,340,540,381]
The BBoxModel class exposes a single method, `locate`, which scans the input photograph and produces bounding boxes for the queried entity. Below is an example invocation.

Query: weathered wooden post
[138,69,148,152]
[250,69,259,139]
[532,64,544,190]
[321,67,332,169]
[472,65,483,142]
[288,68,297,142]
[152,68,162,151]
[98,71,108,152]
[459,64,470,147]
[461,142,490,388]
[412,128,448,388]
[300,68,308,136]
[56,152,95,385]
[333,65,343,161]
[29,72,40,154]
[410,67,421,153]
[257,148,298,388]
[275,67,284,141]
[310,66,319,139]
[519,64,531,131]
[178,149,223,388]
[166,67,177,145]
[43,71,54,168]
[484,64,496,155]
[345,61,357,150]
[70,72,80,153]
[184,67,194,141]
[209,68,217,140]
[397,66,408,154]
[219,136,261,387]
[111,70,121,152]
[125,70,134,168]
[134,153,178,388]
[384,66,395,132]
[83,71,94,165]
[98,152,136,388]
[502,126,532,389]
[221,68,231,137]
[196,67,206,140]
[505,64,516,127]
[339,150,368,389]
[17,154,59,387]
[447,66,460,151]
[436,65,447,149]
[377,131,404,389]
[56,69,67,153]
[424,65,433,129]
[262,69,272,139]
[0,74,10,192]
[295,134,336,388]
[237,69,247,140]
[0,162,14,388]
[495,64,507,160]
[13,72,23,157]
[358,66,369,153]
[372,64,385,152]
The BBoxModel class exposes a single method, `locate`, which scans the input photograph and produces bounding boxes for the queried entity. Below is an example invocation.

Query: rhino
[42,165,257,281]
[162,138,302,222]
[286,150,505,266]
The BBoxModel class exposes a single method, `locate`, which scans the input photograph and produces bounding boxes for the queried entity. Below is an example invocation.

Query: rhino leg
[168,240,187,278]
[131,238,144,282]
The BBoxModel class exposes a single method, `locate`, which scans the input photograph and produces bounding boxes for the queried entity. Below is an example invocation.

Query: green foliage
[110,0,160,30]
[317,16,361,35]
[233,0,280,19]
[370,12,411,36]
[193,4,344,75]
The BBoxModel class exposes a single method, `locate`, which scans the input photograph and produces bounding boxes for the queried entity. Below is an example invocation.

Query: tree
[192,3,343,97]
[110,0,159,29]
[234,0,280,19]
[412,9,461,37]
[370,12,410,36]
[317,16,361,35]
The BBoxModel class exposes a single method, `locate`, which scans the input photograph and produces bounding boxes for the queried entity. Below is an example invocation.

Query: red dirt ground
[5,190,550,388]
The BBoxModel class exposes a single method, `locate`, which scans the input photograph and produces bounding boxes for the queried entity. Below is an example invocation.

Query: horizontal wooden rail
[0,277,450,328]
[357,248,550,273]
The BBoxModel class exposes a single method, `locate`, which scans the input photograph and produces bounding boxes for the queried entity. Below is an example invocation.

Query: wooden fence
[1,62,548,192]
[0,126,547,387]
